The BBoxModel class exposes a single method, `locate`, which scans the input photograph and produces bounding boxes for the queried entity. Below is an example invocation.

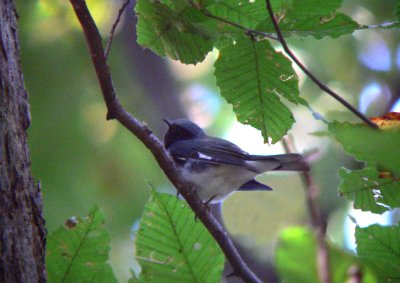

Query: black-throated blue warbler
[164,119,309,203]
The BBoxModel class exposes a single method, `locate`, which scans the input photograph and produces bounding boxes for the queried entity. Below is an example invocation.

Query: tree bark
[0,1,46,282]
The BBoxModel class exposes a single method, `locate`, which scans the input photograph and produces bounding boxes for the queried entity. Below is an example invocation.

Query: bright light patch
[181,84,221,128]
[224,121,284,155]
[359,82,391,114]
[344,208,394,251]
[359,82,381,113]
[390,98,400,112]
[358,34,391,71]
[168,50,216,79]
[397,45,400,70]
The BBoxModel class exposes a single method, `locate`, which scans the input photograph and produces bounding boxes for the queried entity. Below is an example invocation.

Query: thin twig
[69,0,262,282]
[282,137,331,283]
[104,0,131,60]
[264,0,378,129]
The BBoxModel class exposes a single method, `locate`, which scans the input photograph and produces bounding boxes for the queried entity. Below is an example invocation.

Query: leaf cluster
[330,120,400,282]
[46,194,225,283]
[134,0,391,143]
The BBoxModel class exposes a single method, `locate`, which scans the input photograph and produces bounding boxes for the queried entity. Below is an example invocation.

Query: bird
[163,119,309,204]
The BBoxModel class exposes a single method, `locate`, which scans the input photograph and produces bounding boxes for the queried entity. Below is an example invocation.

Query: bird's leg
[203,195,217,212]
[194,195,217,223]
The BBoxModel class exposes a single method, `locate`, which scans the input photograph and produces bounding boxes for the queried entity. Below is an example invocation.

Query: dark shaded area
[120,0,187,136]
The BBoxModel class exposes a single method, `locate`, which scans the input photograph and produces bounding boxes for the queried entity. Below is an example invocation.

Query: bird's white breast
[181,161,258,203]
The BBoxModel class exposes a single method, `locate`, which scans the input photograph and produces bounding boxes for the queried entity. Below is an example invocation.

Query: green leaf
[276,227,377,283]
[396,2,400,20]
[280,0,343,18]
[279,0,359,38]
[356,225,400,282]
[330,122,400,175]
[214,36,305,143]
[188,0,282,42]
[281,13,360,39]
[135,191,224,282]
[208,0,269,30]
[46,206,117,283]
[135,0,213,64]
[195,1,268,41]
[339,167,400,214]
[260,0,360,39]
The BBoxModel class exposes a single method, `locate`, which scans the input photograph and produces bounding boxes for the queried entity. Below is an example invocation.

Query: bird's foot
[194,195,216,223]
[203,195,217,212]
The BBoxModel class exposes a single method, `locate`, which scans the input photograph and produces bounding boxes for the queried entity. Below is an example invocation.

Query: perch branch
[282,137,331,283]
[264,0,378,129]
[69,0,262,282]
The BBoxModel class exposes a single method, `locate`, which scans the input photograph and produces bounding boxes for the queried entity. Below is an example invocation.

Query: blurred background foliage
[16,0,400,281]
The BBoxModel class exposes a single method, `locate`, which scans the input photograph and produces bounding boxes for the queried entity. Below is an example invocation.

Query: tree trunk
[0,1,46,282]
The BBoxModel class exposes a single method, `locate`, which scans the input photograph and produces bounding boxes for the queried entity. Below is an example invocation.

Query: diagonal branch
[264,0,378,129]
[69,0,262,282]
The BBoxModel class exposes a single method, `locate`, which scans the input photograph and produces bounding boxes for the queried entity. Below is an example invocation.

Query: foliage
[214,36,303,143]
[46,206,117,283]
[276,227,377,283]
[135,1,400,282]
[135,1,213,64]
[133,190,224,282]
[356,225,400,283]
[135,0,398,142]
[33,0,400,282]
[260,0,360,38]
[134,0,349,142]
[330,119,400,282]
[339,167,400,214]
[330,122,400,175]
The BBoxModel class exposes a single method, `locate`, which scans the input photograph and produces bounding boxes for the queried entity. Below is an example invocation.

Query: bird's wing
[167,137,258,172]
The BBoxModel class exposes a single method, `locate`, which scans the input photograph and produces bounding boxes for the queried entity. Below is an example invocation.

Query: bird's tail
[248,153,310,172]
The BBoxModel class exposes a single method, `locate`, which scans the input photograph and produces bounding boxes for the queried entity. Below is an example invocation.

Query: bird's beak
[163,119,172,127]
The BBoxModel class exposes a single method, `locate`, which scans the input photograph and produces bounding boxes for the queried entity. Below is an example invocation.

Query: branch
[104,0,131,60]
[264,0,378,129]
[282,137,331,283]
[69,1,262,282]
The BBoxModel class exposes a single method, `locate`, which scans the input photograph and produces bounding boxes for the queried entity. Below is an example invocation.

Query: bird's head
[163,119,206,149]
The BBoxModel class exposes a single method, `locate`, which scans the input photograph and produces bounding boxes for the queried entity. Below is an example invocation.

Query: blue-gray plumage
[164,119,309,203]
